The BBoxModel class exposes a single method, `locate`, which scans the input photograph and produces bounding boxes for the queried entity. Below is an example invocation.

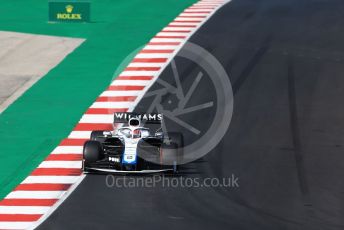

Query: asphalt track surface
[38,0,344,229]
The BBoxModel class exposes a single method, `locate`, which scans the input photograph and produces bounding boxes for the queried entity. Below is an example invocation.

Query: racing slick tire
[161,143,179,173]
[162,132,183,173]
[165,132,184,164]
[90,130,107,143]
[83,140,104,172]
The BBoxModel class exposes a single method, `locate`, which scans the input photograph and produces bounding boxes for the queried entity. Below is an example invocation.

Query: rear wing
[113,112,163,124]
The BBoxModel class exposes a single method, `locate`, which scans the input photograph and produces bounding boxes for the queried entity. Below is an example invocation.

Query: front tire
[165,132,184,165]
[161,142,178,166]
[83,141,104,172]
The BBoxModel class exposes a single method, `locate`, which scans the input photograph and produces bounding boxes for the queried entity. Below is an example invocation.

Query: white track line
[150,38,186,42]
[120,71,159,76]
[128,63,165,67]
[39,161,82,169]
[51,146,83,154]
[68,131,92,139]
[79,114,114,124]
[161,27,193,31]
[144,45,180,49]
[21,176,81,184]
[180,13,209,16]
[157,32,190,36]
[100,90,141,97]
[0,206,50,214]
[0,222,34,230]
[110,80,150,86]
[135,53,174,58]
[90,102,135,109]
[6,191,66,199]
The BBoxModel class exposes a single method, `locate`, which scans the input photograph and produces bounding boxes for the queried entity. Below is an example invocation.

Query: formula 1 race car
[82,112,184,174]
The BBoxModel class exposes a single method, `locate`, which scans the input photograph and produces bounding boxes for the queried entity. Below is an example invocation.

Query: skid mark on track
[287,57,313,209]
[232,36,272,95]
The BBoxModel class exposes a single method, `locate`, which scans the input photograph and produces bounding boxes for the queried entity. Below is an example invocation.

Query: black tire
[166,132,184,148]
[165,132,184,165]
[83,141,104,171]
[90,130,107,143]
[161,143,179,172]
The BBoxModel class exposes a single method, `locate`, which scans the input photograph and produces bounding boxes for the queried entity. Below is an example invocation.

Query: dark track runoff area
[38,0,344,229]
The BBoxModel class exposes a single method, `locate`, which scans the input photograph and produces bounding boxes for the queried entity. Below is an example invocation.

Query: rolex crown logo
[66,5,73,13]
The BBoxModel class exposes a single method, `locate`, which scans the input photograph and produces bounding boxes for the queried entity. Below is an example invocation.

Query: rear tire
[83,141,104,172]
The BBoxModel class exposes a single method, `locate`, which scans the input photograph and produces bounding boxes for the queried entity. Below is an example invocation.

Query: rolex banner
[49,1,90,22]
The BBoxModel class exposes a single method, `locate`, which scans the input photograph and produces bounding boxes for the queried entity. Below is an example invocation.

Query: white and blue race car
[82,112,183,174]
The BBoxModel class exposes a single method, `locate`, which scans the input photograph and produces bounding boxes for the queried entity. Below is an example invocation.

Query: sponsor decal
[114,112,163,123]
[49,1,90,22]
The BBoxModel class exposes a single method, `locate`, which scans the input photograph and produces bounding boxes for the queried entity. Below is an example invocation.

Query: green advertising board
[49,1,90,22]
